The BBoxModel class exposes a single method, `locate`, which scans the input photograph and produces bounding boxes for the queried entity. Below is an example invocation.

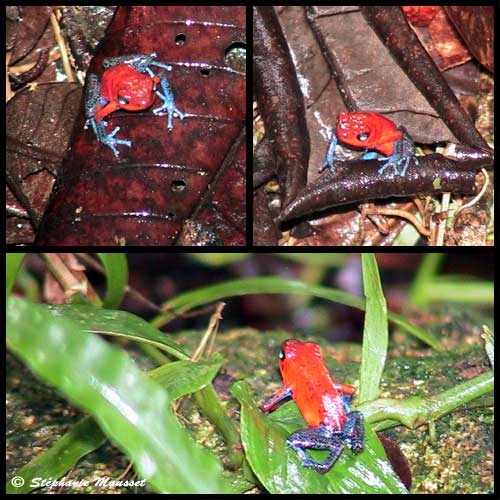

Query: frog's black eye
[357,132,369,142]
[279,350,285,360]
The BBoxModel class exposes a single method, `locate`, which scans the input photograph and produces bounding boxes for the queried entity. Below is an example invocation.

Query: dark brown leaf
[6,83,82,243]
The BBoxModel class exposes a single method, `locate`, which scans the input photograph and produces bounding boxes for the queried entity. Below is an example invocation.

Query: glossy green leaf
[150,354,223,401]
[8,355,225,493]
[231,381,407,494]
[7,297,228,493]
[97,253,128,309]
[155,277,441,350]
[359,254,388,403]
[46,303,189,360]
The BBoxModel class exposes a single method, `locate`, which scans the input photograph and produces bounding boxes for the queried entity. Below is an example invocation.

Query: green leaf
[6,253,26,296]
[273,253,350,266]
[186,254,250,266]
[359,255,388,403]
[8,355,224,494]
[150,354,223,401]
[97,253,128,309]
[7,297,228,493]
[46,303,189,360]
[231,381,407,494]
[155,277,442,350]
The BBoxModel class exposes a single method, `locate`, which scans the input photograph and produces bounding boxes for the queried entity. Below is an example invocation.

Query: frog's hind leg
[286,426,344,474]
[83,75,130,157]
[378,127,418,176]
[342,410,364,454]
[90,119,131,158]
[147,68,185,130]
[84,74,101,120]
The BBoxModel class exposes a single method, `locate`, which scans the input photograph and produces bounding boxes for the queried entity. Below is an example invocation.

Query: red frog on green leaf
[261,339,364,474]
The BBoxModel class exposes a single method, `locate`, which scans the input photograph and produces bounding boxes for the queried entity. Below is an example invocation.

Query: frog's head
[279,339,323,382]
[336,112,373,148]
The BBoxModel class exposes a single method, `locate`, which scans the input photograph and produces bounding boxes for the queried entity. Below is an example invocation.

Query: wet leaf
[7,296,229,493]
[232,381,408,494]
[37,6,246,246]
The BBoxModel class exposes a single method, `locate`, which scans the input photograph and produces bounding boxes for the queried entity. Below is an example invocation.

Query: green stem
[194,385,243,468]
[360,370,493,431]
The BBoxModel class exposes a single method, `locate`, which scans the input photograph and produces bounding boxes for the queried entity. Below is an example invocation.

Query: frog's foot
[378,128,418,176]
[287,426,345,474]
[152,73,185,130]
[90,118,131,157]
[377,156,403,176]
[145,66,184,129]
[319,159,335,174]
[377,154,418,176]
[101,125,132,157]
[319,133,341,175]
[153,98,185,130]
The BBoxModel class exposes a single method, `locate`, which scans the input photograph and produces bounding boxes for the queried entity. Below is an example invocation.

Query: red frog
[319,111,417,176]
[84,52,184,157]
[260,339,364,474]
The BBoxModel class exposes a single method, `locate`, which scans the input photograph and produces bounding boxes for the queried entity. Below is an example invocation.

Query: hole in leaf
[175,33,186,46]
[171,179,186,192]
[224,42,246,72]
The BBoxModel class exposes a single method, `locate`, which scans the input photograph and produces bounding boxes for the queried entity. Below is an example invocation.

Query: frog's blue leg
[340,393,354,413]
[342,410,364,454]
[84,74,131,157]
[103,53,158,72]
[377,127,418,176]
[150,60,173,72]
[361,151,378,160]
[89,118,131,158]
[319,133,344,174]
[287,425,345,474]
[146,66,185,130]
[260,387,293,413]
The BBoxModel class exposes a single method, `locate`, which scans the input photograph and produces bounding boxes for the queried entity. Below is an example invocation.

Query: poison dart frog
[84,52,184,157]
[260,339,364,474]
[319,111,418,176]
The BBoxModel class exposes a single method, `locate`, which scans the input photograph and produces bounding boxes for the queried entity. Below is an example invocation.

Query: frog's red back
[279,340,347,430]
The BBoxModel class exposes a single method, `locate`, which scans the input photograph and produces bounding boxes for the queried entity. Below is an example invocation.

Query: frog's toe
[378,160,401,176]
[173,106,185,120]
[106,127,131,146]
[399,155,418,177]
[319,161,336,174]
[102,129,132,157]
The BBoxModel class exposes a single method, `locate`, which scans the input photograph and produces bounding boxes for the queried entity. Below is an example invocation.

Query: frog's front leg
[377,127,418,176]
[286,425,345,474]
[84,73,131,157]
[319,133,344,174]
